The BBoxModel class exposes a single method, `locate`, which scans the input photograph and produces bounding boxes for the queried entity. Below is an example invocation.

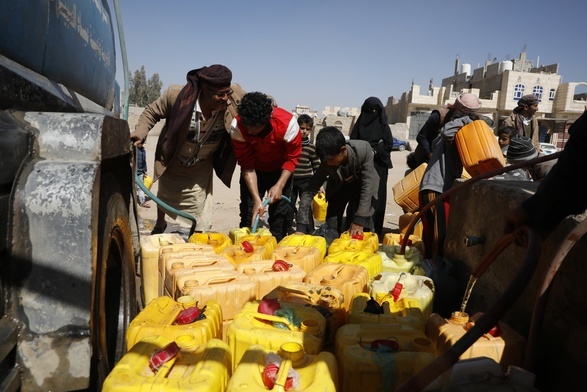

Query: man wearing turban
[500,94,540,150]
[130,64,244,233]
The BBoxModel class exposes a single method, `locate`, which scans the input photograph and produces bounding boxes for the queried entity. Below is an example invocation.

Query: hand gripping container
[126,296,222,350]
[392,162,427,213]
[370,272,435,319]
[158,243,217,296]
[348,292,427,330]
[178,269,256,321]
[103,335,231,392]
[377,244,424,274]
[227,342,338,392]
[187,231,232,254]
[234,233,278,257]
[162,254,235,298]
[272,245,323,273]
[226,300,326,371]
[140,233,186,306]
[236,259,307,299]
[278,233,328,260]
[323,250,382,280]
[329,231,379,254]
[229,226,272,244]
[382,232,426,258]
[398,212,423,239]
[335,323,436,392]
[263,282,346,347]
[455,119,506,176]
[303,263,370,312]
[220,244,267,267]
[425,311,526,371]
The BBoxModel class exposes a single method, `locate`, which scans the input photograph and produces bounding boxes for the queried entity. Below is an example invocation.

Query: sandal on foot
[151,223,167,235]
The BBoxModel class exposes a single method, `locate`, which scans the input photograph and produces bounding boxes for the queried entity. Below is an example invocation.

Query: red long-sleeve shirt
[230,107,301,172]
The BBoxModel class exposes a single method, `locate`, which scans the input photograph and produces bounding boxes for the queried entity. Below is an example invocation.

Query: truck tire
[92,175,137,388]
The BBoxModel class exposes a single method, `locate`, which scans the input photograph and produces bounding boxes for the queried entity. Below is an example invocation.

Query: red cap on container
[242,240,254,253]
[258,298,281,315]
[149,341,180,372]
[175,306,201,325]
[272,260,291,271]
[262,363,293,390]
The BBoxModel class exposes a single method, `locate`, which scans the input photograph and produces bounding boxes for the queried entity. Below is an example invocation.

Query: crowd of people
[131,63,586,258]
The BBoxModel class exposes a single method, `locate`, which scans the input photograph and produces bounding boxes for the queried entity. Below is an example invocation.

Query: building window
[513,84,525,100]
[549,89,556,101]
[532,85,544,101]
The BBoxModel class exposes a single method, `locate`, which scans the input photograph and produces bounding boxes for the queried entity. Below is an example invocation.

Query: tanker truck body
[0,0,138,390]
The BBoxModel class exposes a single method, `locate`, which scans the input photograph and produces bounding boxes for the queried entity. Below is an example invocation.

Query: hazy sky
[115,0,586,113]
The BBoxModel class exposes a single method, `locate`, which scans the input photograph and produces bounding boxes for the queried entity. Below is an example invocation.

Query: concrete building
[385,52,586,149]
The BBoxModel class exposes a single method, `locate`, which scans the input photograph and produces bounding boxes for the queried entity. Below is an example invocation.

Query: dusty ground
[130,107,411,239]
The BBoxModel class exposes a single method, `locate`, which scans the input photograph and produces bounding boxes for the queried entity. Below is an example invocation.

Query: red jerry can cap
[149,341,180,372]
[175,306,201,325]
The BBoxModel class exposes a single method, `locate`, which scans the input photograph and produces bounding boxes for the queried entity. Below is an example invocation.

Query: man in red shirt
[230,92,301,240]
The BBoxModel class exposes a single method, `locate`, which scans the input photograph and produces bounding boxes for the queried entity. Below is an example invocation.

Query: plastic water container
[324,250,382,280]
[226,300,327,371]
[229,227,272,244]
[227,343,338,392]
[335,323,436,392]
[158,243,217,297]
[187,231,232,254]
[263,281,346,347]
[103,335,231,392]
[377,244,424,274]
[455,119,506,176]
[236,259,307,299]
[126,296,222,351]
[234,233,278,257]
[278,233,328,260]
[392,162,427,213]
[382,232,426,258]
[371,272,435,319]
[220,244,267,267]
[333,231,380,253]
[272,246,323,273]
[422,357,540,392]
[349,292,427,330]
[425,311,526,371]
[140,233,186,306]
[179,270,256,321]
[312,191,328,221]
[303,263,370,312]
[399,212,424,239]
[162,254,235,298]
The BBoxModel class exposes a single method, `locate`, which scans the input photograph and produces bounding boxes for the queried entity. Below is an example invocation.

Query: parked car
[393,137,412,151]
[539,142,558,155]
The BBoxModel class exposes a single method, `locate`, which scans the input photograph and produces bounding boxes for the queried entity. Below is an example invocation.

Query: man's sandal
[151,223,167,235]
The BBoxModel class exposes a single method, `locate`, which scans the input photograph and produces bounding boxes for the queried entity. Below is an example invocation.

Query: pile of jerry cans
[104,221,534,391]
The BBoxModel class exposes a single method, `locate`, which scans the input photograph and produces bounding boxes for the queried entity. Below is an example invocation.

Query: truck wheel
[398,144,406,152]
[92,175,137,388]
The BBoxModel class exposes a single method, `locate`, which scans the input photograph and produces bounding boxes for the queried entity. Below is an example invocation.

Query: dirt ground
[132,110,411,239]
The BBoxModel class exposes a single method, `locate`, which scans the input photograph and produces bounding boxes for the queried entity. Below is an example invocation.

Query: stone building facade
[385,52,586,149]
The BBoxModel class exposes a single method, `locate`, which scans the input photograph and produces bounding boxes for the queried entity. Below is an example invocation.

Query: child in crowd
[295,126,379,238]
[291,114,321,232]
[497,126,515,156]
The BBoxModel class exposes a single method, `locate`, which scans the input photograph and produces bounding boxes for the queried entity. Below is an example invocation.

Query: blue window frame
[513,84,525,100]
[532,85,544,101]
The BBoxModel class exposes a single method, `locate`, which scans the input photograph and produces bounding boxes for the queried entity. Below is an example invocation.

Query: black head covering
[350,96,393,168]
